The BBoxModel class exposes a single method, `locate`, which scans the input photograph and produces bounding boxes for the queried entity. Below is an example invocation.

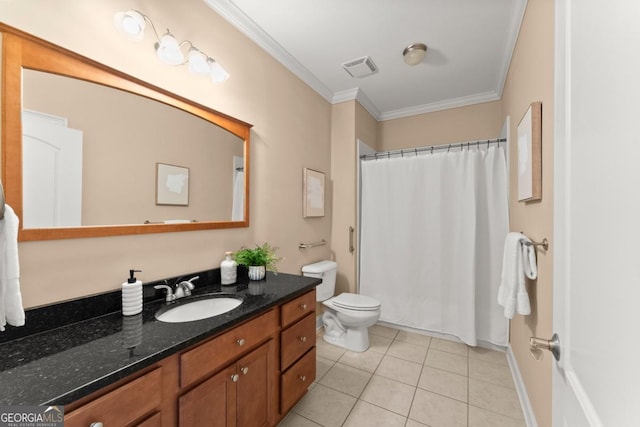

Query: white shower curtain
[359,144,509,347]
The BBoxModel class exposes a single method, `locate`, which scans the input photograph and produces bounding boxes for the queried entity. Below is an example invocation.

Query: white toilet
[302,260,381,352]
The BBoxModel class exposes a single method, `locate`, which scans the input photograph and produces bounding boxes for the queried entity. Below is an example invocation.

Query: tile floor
[279,324,525,427]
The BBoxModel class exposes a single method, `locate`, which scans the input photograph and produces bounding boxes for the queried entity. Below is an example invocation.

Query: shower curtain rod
[360,137,506,161]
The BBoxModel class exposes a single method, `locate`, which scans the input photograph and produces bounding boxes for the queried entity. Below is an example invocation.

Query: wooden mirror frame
[0,24,251,241]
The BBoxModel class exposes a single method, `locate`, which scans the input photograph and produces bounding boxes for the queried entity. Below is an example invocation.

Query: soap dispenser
[122,269,143,316]
[220,252,237,285]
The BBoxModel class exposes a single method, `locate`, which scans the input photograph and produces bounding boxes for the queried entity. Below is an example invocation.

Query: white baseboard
[507,344,538,427]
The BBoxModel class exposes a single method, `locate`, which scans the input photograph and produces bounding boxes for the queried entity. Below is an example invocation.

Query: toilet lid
[332,293,381,311]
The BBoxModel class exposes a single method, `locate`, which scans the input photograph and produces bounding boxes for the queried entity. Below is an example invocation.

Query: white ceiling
[205,0,527,121]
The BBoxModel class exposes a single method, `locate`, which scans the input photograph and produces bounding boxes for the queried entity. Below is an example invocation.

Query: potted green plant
[233,243,282,280]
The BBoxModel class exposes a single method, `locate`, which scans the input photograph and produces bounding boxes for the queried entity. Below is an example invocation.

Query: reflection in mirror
[0,24,251,241]
[22,70,244,228]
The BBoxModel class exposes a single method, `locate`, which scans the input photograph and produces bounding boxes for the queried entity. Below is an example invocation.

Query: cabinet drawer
[281,290,315,328]
[181,309,278,388]
[65,368,162,427]
[137,412,161,427]
[281,347,316,413]
[280,313,315,370]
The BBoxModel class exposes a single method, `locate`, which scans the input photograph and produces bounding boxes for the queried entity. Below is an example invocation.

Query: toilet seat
[331,293,381,311]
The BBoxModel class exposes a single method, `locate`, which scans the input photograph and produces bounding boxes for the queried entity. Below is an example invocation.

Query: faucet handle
[183,276,199,290]
[154,284,176,302]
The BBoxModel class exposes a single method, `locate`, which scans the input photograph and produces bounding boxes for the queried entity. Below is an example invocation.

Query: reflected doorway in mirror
[156,163,190,206]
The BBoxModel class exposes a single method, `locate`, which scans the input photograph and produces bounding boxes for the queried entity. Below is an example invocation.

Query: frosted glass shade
[188,48,210,74]
[114,10,146,41]
[209,60,230,83]
[156,33,184,65]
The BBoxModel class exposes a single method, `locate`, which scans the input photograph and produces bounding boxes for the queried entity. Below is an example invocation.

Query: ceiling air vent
[342,56,378,78]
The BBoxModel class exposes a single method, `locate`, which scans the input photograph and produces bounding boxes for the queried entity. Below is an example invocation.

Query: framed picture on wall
[303,168,325,217]
[517,101,542,202]
[156,163,190,206]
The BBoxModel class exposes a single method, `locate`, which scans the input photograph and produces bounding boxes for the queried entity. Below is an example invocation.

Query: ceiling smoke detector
[342,56,378,78]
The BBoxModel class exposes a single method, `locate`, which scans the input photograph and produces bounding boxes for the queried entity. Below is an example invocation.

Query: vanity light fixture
[402,43,427,66]
[114,10,229,82]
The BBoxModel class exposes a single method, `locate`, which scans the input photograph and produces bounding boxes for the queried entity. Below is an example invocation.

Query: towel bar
[298,239,326,250]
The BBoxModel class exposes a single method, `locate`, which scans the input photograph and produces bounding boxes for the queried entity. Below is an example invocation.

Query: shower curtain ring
[401,150,404,158]
[387,152,391,159]
[431,146,434,154]
[415,148,418,156]
[447,145,451,153]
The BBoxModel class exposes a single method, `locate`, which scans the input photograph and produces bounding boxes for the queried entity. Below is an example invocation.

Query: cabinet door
[179,364,237,427]
[236,340,274,427]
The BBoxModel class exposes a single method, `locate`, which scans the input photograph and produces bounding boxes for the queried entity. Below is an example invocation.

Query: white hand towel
[0,205,25,331]
[497,232,532,319]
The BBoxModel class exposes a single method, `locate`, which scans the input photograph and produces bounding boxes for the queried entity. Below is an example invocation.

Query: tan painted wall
[330,100,377,297]
[330,101,356,296]
[501,1,555,425]
[1,0,332,308]
[377,100,503,151]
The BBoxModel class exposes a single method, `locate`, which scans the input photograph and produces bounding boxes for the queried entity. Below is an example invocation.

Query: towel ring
[521,234,549,251]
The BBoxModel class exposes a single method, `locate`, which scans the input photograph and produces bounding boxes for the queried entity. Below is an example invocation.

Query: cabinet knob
[231,374,239,382]
[298,375,307,382]
[299,303,307,310]
[90,423,104,427]
[298,336,307,343]
[236,338,246,346]
[241,366,249,375]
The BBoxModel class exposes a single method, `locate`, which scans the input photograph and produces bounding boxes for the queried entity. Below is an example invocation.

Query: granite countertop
[0,271,319,406]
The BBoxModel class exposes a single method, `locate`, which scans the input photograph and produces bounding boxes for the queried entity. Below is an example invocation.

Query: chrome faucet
[175,276,199,299]
[154,276,199,302]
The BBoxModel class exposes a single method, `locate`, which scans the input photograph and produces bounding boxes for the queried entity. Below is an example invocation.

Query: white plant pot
[248,265,266,281]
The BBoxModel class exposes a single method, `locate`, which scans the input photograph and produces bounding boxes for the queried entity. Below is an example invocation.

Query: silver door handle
[530,333,561,361]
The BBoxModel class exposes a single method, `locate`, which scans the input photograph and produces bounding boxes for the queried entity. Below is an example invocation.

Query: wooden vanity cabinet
[278,289,317,415]
[178,310,278,427]
[179,340,274,427]
[64,368,164,427]
[64,289,318,427]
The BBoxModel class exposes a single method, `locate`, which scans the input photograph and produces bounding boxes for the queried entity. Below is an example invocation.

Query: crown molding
[495,0,528,98]
[205,0,526,122]
[204,0,334,102]
[378,91,501,121]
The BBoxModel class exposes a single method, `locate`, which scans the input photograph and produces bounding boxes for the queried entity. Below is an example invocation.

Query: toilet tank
[301,260,337,302]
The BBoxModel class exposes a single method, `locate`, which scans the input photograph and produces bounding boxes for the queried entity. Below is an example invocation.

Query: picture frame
[517,102,542,202]
[303,168,325,217]
[156,163,190,206]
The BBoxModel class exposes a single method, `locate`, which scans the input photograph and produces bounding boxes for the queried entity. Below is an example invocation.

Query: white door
[553,1,640,426]
[22,110,83,228]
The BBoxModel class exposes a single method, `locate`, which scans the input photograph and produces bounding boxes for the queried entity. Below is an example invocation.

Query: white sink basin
[155,295,242,323]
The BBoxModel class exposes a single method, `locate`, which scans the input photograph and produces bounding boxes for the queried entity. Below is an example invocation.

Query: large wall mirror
[1,24,251,241]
